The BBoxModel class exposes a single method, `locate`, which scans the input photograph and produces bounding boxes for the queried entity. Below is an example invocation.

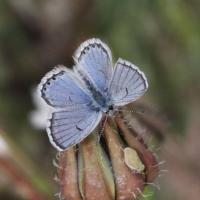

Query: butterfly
[38,38,148,151]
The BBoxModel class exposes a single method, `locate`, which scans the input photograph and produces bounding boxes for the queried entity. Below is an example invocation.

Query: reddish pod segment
[103,117,145,199]
[57,147,82,200]
[114,115,159,183]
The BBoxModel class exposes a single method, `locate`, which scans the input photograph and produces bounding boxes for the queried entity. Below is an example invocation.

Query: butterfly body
[74,66,110,112]
[38,38,148,151]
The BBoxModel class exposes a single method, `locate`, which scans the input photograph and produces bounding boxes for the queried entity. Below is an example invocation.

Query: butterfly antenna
[96,114,108,146]
[114,109,146,114]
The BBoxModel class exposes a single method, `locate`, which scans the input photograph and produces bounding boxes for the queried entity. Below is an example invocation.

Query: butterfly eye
[47,82,51,85]
[92,45,95,48]
[87,47,90,50]
[83,51,86,55]
[52,77,56,80]
[44,87,47,91]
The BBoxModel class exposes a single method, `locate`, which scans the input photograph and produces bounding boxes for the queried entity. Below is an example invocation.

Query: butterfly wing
[38,66,102,151]
[109,58,148,106]
[74,38,113,94]
[37,65,92,108]
[47,105,102,151]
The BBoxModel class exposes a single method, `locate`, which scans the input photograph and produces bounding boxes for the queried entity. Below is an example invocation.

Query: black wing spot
[76,125,84,131]
[126,88,128,95]
[69,96,72,102]
[58,71,64,76]
[99,70,105,74]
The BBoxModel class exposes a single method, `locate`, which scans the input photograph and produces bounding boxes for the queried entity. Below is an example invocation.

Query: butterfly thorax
[86,84,110,112]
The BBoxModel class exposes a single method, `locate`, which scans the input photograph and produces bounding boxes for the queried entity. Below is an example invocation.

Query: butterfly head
[105,105,114,116]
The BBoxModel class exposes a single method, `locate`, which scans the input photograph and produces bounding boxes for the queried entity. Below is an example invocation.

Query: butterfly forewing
[109,58,148,106]
[47,105,102,151]
[38,66,92,108]
[74,38,113,94]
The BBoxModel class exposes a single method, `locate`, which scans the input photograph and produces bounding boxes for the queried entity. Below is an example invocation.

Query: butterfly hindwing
[47,105,102,151]
[109,58,148,106]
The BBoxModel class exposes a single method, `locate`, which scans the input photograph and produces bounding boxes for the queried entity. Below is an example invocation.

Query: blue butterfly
[38,39,148,151]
